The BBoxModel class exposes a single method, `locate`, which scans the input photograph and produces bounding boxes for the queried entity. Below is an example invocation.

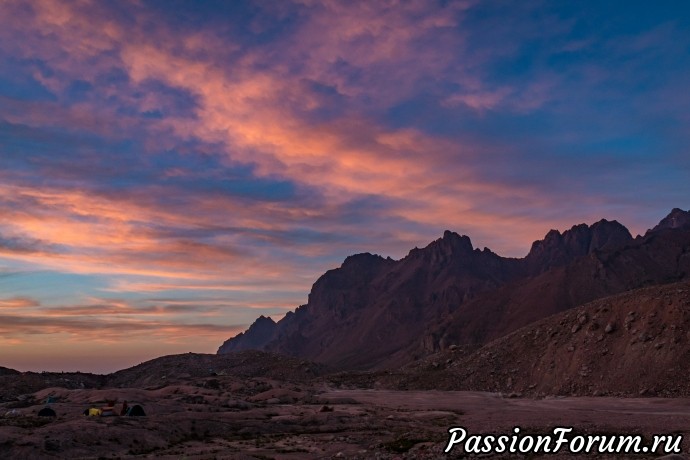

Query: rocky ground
[2,380,690,459]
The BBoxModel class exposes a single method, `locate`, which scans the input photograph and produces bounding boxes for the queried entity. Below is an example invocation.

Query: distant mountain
[225,315,277,352]
[218,209,690,370]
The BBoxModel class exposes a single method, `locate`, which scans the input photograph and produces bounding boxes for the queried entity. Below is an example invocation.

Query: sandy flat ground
[324,389,690,428]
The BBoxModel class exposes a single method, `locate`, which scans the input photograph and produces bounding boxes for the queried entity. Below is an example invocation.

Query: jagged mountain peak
[650,207,690,233]
[217,314,277,354]
[525,218,632,271]
[407,230,474,260]
[442,229,465,240]
[341,252,388,269]
[254,315,275,324]
[435,230,473,253]
[535,219,629,244]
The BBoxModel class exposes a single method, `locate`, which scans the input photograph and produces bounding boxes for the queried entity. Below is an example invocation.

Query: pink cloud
[0,0,577,272]
[0,297,41,309]
[3,0,627,286]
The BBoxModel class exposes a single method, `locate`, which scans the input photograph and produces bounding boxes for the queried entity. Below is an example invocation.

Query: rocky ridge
[219,209,690,370]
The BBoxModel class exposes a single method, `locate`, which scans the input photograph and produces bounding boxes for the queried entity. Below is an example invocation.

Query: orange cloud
[0,297,40,309]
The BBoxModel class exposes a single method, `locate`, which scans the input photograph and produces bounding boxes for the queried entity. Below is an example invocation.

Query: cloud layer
[1,0,689,372]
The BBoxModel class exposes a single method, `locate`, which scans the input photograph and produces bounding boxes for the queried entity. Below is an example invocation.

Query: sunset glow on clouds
[1,1,689,372]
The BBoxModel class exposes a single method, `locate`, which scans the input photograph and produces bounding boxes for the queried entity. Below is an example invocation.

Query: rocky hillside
[0,351,328,405]
[397,281,690,397]
[106,351,327,388]
[0,371,105,403]
[218,209,690,371]
[0,367,20,377]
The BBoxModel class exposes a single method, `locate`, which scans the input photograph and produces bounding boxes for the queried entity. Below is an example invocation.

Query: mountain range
[218,208,690,371]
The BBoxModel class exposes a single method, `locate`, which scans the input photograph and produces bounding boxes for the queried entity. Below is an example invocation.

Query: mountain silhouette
[218,209,690,370]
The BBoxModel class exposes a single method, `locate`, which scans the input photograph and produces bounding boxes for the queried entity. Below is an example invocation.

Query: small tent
[83,407,106,416]
[38,407,56,417]
[126,404,146,416]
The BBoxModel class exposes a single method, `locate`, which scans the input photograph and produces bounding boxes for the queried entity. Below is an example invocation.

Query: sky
[1,0,689,373]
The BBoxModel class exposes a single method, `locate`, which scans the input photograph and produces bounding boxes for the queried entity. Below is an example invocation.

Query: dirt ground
[2,379,690,459]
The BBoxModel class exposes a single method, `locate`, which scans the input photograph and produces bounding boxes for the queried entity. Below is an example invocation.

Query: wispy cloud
[0,232,59,255]
[0,295,244,342]
[0,297,40,309]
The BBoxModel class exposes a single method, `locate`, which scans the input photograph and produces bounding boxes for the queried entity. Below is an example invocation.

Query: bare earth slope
[106,351,328,388]
[395,281,690,397]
